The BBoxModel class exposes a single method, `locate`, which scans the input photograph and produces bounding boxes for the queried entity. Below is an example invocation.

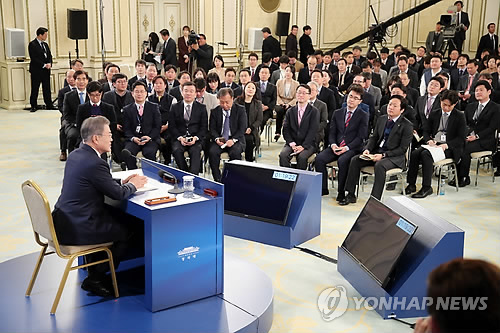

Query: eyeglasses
[96,133,112,138]
[347,94,362,101]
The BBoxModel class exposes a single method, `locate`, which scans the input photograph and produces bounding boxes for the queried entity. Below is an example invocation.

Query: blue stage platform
[0,252,273,333]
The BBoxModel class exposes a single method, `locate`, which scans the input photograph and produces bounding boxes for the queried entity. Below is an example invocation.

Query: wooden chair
[21,180,119,315]
[290,153,317,171]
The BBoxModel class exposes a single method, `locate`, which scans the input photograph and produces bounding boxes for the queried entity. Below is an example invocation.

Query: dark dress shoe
[81,277,112,297]
[411,187,433,199]
[385,183,397,191]
[274,134,280,142]
[30,107,37,112]
[59,152,67,161]
[120,162,127,171]
[336,193,345,202]
[339,193,356,206]
[46,104,56,110]
[495,169,500,177]
[458,176,470,187]
[322,188,330,196]
[405,184,416,195]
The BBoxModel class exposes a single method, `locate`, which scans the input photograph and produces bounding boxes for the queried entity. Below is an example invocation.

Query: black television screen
[221,162,298,225]
[341,197,417,288]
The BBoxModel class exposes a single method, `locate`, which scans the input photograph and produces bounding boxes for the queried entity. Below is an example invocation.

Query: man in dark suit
[261,27,282,62]
[308,82,329,149]
[310,70,337,146]
[127,60,147,90]
[341,95,413,204]
[122,81,162,170]
[279,84,320,170]
[298,56,317,84]
[99,63,120,94]
[315,85,369,200]
[148,75,176,165]
[168,71,191,102]
[453,1,470,54]
[168,82,208,175]
[398,72,419,107]
[76,81,117,140]
[63,70,90,154]
[415,76,444,137]
[285,25,299,55]
[351,74,376,128]
[388,56,420,89]
[299,25,314,65]
[352,46,366,67]
[52,116,147,297]
[379,47,395,72]
[449,53,469,90]
[476,23,499,59]
[191,34,214,73]
[258,66,277,132]
[220,68,239,91]
[28,27,53,112]
[208,88,248,182]
[425,22,445,55]
[57,70,76,161]
[457,59,480,109]
[378,83,418,131]
[453,81,500,187]
[331,58,353,95]
[160,29,177,70]
[317,51,338,74]
[360,61,382,89]
[406,90,466,198]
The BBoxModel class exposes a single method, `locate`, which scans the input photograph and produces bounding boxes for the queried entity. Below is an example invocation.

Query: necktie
[79,92,84,104]
[261,82,267,93]
[492,35,495,50]
[138,104,144,117]
[251,68,255,78]
[473,104,484,121]
[339,111,353,147]
[298,108,305,126]
[93,104,97,107]
[426,97,433,117]
[459,69,464,76]
[222,111,230,140]
[158,95,162,102]
[184,104,191,122]
[466,75,474,92]
[148,83,152,93]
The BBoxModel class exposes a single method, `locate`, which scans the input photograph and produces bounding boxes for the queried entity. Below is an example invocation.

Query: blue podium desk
[109,159,224,312]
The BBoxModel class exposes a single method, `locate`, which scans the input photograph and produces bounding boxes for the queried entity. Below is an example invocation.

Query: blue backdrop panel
[224,161,322,249]
[0,253,272,333]
[338,196,464,319]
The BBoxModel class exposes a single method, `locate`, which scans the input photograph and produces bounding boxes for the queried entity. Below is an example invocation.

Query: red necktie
[339,111,353,147]
[138,105,144,116]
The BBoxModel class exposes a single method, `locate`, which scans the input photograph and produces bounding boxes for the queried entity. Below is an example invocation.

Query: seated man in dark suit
[208,88,247,182]
[122,81,162,170]
[415,76,444,139]
[279,84,320,170]
[405,90,466,198]
[147,75,177,165]
[57,69,76,161]
[307,81,328,150]
[315,84,369,201]
[169,81,208,175]
[377,83,418,131]
[257,66,277,132]
[452,80,500,187]
[76,82,117,153]
[127,59,147,90]
[341,95,413,204]
[297,55,317,84]
[63,70,90,154]
[220,67,239,90]
[168,70,191,102]
[52,116,147,297]
[99,63,120,94]
[350,74,376,128]
[165,64,180,92]
[331,58,354,95]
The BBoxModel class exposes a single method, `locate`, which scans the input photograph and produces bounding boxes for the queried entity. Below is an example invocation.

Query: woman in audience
[208,55,226,82]
[274,65,299,141]
[380,75,402,107]
[206,72,220,95]
[235,81,263,162]
[193,67,207,81]
[485,56,499,74]
[143,32,162,74]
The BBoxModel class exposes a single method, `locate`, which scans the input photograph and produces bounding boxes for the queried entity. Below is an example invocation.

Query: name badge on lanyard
[136,114,142,134]
[441,134,446,142]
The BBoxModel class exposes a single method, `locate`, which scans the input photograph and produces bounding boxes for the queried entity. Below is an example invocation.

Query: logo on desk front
[177,246,200,261]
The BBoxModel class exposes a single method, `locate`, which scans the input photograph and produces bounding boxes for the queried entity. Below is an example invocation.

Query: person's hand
[216,138,224,146]
[226,139,235,148]
[427,139,436,146]
[184,58,189,63]
[45,64,52,69]
[331,144,339,152]
[373,153,383,161]
[245,128,251,134]
[123,174,139,184]
[140,136,151,145]
[262,105,269,111]
[117,124,123,132]
[464,92,471,99]
[294,145,304,153]
[466,135,477,142]
[161,124,168,133]
[413,317,432,333]
[273,57,280,63]
[363,149,370,155]
[133,137,142,145]
[191,43,199,50]
[185,137,196,146]
[335,147,347,155]
[129,175,148,189]
[179,137,187,146]
[440,143,448,150]
[162,60,165,65]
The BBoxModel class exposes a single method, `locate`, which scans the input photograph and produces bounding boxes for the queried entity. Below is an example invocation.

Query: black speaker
[67,9,88,40]
[276,12,290,36]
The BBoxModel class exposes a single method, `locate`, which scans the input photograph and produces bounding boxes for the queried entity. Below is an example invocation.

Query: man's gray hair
[81,116,110,142]
[217,87,234,99]
[307,81,320,90]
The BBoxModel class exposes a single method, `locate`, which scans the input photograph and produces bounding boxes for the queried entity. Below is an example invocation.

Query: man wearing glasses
[279,84,320,170]
[314,84,369,201]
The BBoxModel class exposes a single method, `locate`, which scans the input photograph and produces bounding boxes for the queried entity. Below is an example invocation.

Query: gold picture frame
[258,0,280,13]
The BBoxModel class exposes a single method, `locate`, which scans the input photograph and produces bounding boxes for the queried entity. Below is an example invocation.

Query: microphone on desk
[121,149,185,194]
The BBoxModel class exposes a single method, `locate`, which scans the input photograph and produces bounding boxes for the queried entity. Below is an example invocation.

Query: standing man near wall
[285,25,299,55]
[28,27,54,112]
[261,27,282,63]
[453,1,470,54]
[299,25,314,65]
[160,29,177,70]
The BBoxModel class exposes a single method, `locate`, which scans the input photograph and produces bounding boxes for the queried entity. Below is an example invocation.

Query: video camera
[187,30,200,46]
[439,5,465,39]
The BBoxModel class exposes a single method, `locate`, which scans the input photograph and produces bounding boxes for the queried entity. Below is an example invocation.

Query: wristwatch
[382,153,386,158]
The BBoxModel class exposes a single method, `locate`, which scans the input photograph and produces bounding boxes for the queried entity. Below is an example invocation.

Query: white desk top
[112,170,209,210]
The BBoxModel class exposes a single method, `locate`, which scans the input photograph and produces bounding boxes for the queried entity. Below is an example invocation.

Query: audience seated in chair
[57,69,75,161]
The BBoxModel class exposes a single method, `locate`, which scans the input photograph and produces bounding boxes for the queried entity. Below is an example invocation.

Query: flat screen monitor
[221,163,298,225]
[341,197,417,288]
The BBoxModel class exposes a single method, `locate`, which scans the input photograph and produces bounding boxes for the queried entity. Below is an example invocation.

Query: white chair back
[21,181,54,243]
